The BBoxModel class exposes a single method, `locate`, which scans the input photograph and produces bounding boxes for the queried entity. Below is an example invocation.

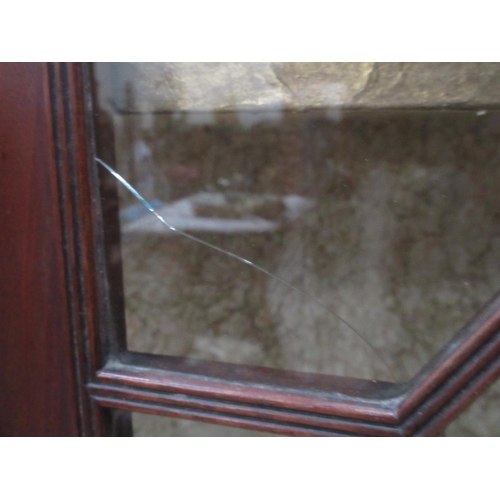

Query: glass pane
[132,413,277,437]
[93,63,500,382]
[445,378,500,437]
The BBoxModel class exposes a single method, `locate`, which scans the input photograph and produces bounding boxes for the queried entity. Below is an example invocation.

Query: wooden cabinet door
[1,62,499,436]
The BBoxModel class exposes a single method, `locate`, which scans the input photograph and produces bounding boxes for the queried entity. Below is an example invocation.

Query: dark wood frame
[2,62,500,436]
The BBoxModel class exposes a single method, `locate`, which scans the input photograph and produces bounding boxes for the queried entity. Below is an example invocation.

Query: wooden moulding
[48,62,500,436]
[87,292,500,436]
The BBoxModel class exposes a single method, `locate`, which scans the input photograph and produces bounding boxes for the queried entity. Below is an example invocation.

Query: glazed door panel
[1,62,500,436]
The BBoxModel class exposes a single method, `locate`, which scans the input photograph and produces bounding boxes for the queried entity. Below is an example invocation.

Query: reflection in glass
[132,413,277,437]
[93,63,500,382]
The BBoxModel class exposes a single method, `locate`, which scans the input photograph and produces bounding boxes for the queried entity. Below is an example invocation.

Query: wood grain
[0,63,80,436]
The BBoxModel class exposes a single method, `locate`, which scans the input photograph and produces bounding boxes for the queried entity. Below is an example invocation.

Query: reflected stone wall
[97,62,500,113]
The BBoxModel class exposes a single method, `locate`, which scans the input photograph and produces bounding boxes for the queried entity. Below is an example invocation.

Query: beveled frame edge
[50,61,121,436]
[61,62,500,436]
[87,293,500,436]
[49,62,96,436]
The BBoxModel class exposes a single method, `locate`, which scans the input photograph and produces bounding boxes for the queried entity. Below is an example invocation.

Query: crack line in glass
[96,157,395,381]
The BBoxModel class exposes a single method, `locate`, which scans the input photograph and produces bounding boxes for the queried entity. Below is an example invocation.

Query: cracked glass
[92,63,500,383]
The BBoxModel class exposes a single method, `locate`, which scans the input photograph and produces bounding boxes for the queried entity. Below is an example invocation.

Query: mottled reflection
[132,413,277,437]
[93,63,500,383]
